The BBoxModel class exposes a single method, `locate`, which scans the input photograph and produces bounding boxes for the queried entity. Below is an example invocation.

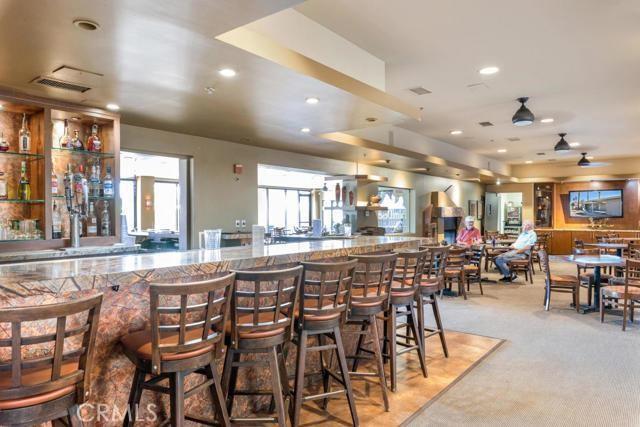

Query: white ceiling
[297,0,640,165]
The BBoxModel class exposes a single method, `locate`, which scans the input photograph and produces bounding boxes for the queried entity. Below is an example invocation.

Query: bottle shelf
[0,238,44,243]
[51,147,115,159]
[52,194,114,201]
[0,151,45,160]
[0,199,45,204]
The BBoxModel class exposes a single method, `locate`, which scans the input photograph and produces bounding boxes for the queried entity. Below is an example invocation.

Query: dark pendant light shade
[577,152,591,167]
[554,133,570,151]
[512,97,535,126]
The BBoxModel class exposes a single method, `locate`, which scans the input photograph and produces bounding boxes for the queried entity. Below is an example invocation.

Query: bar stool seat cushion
[350,288,387,307]
[293,301,343,322]
[602,285,640,298]
[121,329,214,361]
[419,277,442,293]
[0,362,77,410]
[390,280,418,297]
[223,312,286,339]
[550,274,579,285]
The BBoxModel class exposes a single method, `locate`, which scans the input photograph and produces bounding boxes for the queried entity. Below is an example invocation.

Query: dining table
[564,254,625,314]
[584,242,628,257]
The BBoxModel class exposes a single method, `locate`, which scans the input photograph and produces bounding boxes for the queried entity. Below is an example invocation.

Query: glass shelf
[51,147,115,159]
[0,151,45,160]
[0,238,44,243]
[53,194,114,201]
[0,199,45,204]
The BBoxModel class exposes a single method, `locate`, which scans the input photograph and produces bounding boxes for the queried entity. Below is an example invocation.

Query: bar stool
[120,273,234,426]
[291,259,359,426]
[222,265,303,427]
[347,252,397,412]
[0,294,103,427]
[417,246,449,358]
[382,249,429,392]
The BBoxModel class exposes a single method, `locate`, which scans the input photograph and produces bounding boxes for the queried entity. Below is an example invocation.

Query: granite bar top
[0,236,426,303]
[0,244,140,264]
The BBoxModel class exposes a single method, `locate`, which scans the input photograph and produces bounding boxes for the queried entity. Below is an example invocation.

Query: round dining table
[583,242,628,257]
[564,254,625,313]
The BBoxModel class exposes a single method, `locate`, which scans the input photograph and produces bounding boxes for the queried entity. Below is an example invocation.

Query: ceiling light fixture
[218,68,236,78]
[0,104,3,110]
[450,130,463,135]
[540,118,554,123]
[525,160,533,164]
[512,97,535,126]
[106,103,119,111]
[578,152,591,167]
[73,19,100,31]
[569,142,580,147]
[554,133,570,151]
[300,127,311,133]
[497,149,507,153]
[479,66,500,75]
[305,97,319,105]
[496,178,501,186]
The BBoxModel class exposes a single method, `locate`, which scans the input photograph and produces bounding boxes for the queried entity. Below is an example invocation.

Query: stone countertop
[0,244,140,264]
[536,228,640,232]
[0,236,425,303]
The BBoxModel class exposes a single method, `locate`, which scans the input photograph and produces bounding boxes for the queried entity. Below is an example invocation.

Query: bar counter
[0,236,427,422]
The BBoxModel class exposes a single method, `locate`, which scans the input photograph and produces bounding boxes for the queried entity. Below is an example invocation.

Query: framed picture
[477,199,484,220]
[468,200,477,218]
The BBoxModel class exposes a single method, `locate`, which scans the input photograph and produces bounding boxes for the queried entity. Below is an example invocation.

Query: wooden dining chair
[540,250,580,312]
[464,245,485,295]
[601,259,640,331]
[417,246,449,358]
[444,247,468,298]
[508,249,535,284]
[0,294,103,427]
[120,273,235,426]
[532,234,549,272]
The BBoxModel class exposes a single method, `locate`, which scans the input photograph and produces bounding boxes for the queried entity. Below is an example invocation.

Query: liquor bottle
[51,170,59,196]
[19,114,31,154]
[103,166,114,198]
[85,201,98,237]
[89,164,101,198]
[100,201,110,236]
[0,131,8,152]
[59,120,73,149]
[86,124,101,152]
[74,165,84,197]
[96,164,103,196]
[71,130,84,150]
[0,171,7,199]
[19,161,30,200]
[52,201,62,239]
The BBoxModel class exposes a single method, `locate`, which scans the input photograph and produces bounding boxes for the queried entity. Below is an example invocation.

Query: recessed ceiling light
[305,97,319,105]
[525,160,533,164]
[73,19,100,31]
[540,118,554,123]
[218,68,237,78]
[497,148,507,153]
[106,103,119,111]
[479,66,500,75]
[450,130,463,135]
[496,179,502,185]
[204,86,216,94]
[569,142,580,147]
[300,127,311,133]
[365,117,377,122]
[586,155,594,160]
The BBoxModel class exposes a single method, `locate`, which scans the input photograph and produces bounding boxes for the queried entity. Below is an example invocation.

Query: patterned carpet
[409,258,640,427]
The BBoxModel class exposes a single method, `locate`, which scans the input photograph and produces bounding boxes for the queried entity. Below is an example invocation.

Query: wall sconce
[144,196,153,208]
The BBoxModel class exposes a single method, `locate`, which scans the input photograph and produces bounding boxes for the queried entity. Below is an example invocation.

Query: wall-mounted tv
[569,190,623,218]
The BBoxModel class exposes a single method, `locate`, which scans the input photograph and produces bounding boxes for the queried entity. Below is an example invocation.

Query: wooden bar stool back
[417,246,450,358]
[291,259,359,426]
[0,294,103,427]
[540,250,580,312]
[121,273,234,427]
[601,259,640,330]
[381,249,428,392]
[222,265,303,427]
[346,252,397,412]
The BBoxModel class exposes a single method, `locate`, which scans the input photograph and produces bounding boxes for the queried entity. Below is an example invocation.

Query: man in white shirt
[495,220,537,282]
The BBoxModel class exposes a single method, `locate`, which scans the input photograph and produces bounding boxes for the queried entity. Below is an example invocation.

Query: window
[378,186,412,234]
[120,151,181,232]
[258,187,312,230]
[322,180,343,232]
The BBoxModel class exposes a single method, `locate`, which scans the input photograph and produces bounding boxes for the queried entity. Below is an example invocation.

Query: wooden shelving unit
[534,183,554,228]
[0,90,120,251]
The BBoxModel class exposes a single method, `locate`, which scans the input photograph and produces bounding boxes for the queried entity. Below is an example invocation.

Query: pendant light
[512,97,535,126]
[577,152,591,167]
[554,133,570,151]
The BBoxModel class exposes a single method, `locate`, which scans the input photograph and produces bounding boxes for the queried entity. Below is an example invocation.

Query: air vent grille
[32,76,91,93]
[409,86,431,95]
[478,121,493,127]
[507,137,520,142]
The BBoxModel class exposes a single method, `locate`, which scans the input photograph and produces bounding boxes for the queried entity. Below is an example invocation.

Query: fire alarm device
[233,164,243,174]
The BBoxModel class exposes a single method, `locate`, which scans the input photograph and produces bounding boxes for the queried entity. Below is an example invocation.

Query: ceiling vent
[409,86,431,95]
[507,137,520,142]
[478,121,494,127]
[31,76,91,93]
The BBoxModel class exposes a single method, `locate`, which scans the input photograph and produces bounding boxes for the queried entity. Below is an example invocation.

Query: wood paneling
[554,180,640,229]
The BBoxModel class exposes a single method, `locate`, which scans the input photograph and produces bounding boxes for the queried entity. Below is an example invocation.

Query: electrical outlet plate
[241,220,246,227]
[235,219,240,228]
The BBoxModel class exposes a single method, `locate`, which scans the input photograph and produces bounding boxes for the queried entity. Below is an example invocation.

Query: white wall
[121,124,484,247]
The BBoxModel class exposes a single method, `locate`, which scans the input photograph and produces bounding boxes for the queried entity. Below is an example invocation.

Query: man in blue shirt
[495,220,537,282]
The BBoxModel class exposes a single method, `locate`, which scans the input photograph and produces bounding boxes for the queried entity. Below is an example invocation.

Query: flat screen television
[568,190,623,218]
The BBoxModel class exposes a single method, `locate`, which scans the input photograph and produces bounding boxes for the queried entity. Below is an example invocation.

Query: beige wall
[486,183,534,223]
[122,124,484,247]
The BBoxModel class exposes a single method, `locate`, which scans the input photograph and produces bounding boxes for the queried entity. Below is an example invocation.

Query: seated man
[495,220,537,282]
[456,216,482,247]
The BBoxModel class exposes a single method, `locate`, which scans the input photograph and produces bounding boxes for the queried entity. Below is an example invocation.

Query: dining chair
[540,250,580,312]
[601,259,640,331]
